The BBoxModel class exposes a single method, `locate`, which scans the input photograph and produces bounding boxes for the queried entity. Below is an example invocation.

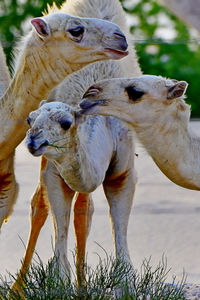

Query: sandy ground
[0,121,200,292]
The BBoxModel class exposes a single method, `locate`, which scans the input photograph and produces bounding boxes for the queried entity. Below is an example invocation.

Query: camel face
[80,75,189,126]
[30,13,129,64]
[26,102,75,159]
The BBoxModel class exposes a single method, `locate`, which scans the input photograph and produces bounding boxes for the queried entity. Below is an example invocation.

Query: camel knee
[30,184,49,226]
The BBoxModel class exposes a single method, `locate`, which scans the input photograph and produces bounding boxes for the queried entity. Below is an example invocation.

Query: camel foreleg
[74,193,94,286]
[44,161,75,280]
[11,157,49,295]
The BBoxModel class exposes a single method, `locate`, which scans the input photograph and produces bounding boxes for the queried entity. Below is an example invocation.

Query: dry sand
[0,121,200,296]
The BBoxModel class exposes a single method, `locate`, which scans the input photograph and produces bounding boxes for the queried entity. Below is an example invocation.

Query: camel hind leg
[0,152,19,229]
[74,193,94,286]
[103,137,137,269]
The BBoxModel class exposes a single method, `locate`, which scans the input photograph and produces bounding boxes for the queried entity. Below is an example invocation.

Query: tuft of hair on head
[43,3,60,16]
[39,100,47,107]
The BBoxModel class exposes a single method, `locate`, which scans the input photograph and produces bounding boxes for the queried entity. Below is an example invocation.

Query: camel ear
[167,81,188,100]
[31,18,51,39]
[39,100,47,107]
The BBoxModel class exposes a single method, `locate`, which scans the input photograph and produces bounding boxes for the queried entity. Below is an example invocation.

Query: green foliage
[0,0,200,115]
[0,252,186,299]
[0,0,64,65]
[120,0,200,117]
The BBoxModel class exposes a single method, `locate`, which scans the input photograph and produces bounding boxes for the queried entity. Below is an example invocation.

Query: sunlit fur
[0,13,129,158]
[0,3,129,230]
[0,9,130,231]
[0,45,10,97]
[0,46,19,228]
[10,0,141,293]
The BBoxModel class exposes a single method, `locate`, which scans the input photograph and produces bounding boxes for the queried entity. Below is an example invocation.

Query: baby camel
[80,75,200,191]
[26,98,136,282]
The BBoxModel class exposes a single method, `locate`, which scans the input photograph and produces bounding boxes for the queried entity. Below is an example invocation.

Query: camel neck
[0,45,10,97]
[55,125,94,192]
[0,40,84,159]
[136,119,200,190]
[55,118,112,192]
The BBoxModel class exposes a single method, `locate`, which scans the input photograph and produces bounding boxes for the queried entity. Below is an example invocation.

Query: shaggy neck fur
[134,107,200,190]
[0,45,10,97]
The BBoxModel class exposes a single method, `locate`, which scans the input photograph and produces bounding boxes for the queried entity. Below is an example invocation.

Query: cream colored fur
[0,45,10,97]
[0,46,19,228]
[80,75,200,190]
[0,13,128,158]
[13,0,141,290]
[0,5,129,232]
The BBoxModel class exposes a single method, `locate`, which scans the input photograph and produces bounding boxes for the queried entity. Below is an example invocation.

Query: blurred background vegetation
[0,0,200,116]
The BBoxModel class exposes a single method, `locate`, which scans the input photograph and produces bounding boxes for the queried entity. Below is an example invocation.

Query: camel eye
[125,86,145,102]
[67,26,85,39]
[59,119,72,130]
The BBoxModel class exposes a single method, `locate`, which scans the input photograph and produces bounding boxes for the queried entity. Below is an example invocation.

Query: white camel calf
[80,75,200,190]
[26,98,136,280]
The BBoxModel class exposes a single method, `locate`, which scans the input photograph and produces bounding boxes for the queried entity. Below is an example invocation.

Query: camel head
[26,101,78,160]
[28,13,129,65]
[80,75,190,127]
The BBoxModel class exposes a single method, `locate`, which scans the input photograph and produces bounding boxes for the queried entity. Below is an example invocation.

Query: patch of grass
[0,252,186,299]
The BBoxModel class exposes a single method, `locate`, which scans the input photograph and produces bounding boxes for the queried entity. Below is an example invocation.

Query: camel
[80,75,200,191]
[8,0,141,293]
[25,95,136,284]
[0,6,128,228]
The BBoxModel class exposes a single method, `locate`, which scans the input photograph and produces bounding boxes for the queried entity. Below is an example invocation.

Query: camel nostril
[112,31,128,51]
[27,116,32,126]
[29,130,43,140]
[29,134,35,141]
[27,139,36,153]
[114,31,126,39]
[27,139,49,154]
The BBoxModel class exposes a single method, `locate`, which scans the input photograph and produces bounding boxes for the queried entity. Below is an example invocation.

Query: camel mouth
[104,48,129,59]
[27,140,49,157]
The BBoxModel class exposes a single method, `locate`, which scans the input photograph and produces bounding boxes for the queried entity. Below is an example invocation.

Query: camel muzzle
[27,138,49,156]
[79,99,106,115]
